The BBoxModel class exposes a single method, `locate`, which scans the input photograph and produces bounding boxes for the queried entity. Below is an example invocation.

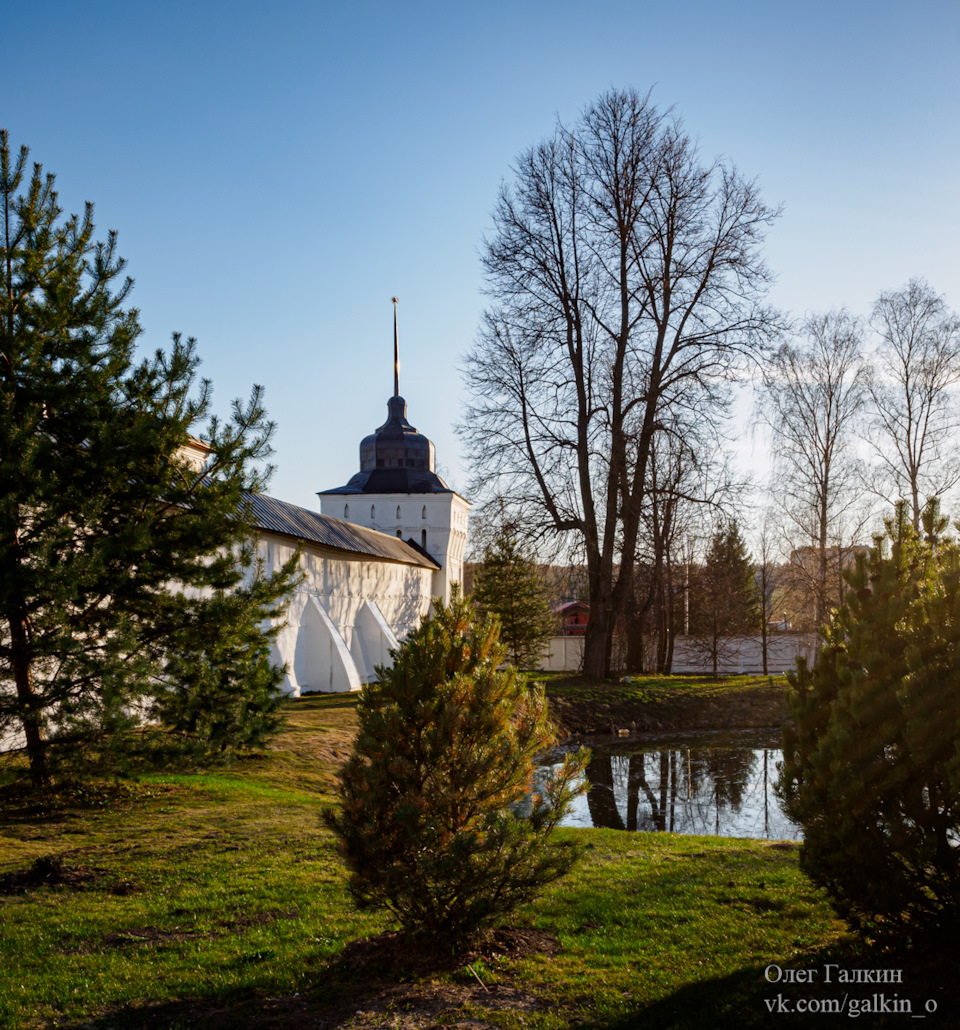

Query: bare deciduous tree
[462,88,780,680]
[758,312,869,628]
[866,278,960,529]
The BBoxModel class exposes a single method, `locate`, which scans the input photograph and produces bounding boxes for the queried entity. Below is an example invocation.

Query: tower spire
[392,296,400,397]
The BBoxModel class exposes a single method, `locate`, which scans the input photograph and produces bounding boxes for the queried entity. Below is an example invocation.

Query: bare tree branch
[865,278,960,529]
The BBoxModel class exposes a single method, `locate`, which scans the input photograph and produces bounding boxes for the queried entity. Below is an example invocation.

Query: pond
[538,730,801,840]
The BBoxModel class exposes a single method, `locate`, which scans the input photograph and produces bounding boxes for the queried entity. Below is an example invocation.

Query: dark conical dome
[359,395,433,472]
[321,395,451,495]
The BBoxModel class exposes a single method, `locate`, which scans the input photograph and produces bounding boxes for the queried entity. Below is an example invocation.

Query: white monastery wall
[0,530,432,757]
[324,492,469,606]
[259,534,432,696]
[2,374,468,755]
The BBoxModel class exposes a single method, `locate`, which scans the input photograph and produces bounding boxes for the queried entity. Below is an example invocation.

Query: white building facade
[248,495,440,695]
[247,387,469,696]
[317,392,470,607]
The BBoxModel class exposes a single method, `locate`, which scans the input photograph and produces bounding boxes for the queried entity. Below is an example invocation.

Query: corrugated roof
[245,493,440,570]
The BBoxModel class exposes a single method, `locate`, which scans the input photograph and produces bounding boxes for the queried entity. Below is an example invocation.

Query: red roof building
[555,601,589,637]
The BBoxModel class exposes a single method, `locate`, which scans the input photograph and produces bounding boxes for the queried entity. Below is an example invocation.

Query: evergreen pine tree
[471,525,556,669]
[779,500,960,939]
[688,522,757,676]
[0,132,300,784]
[325,591,588,945]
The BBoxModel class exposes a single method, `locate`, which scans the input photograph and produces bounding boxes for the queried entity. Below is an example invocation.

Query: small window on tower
[421,506,426,519]
[344,504,349,518]
[371,505,376,519]
[396,505,401,519]
[396,529,402,538]
[421,529,427,549]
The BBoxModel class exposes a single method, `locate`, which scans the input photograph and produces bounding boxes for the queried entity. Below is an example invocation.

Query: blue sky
[5,0,959,513]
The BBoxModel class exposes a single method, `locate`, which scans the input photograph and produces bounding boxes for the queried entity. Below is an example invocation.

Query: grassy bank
[543,673,791,737]
[0,691,953,1028]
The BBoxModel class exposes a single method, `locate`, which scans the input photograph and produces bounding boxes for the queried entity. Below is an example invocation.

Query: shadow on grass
[54,928,556,1030]
[44,941,960,1030]
[0,779,178,825]
[293,693,359,710]
[52,963,390,1030]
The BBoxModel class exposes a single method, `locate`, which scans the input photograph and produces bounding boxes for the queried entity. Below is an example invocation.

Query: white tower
[317,301,469,604]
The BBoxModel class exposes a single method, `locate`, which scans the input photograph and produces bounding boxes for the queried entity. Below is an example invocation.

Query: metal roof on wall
[245,493,440,570]
[320,466,453,495]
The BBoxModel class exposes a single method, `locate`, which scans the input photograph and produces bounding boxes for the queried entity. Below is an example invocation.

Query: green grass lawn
[540,672,788,704]
[0,690,953,1029]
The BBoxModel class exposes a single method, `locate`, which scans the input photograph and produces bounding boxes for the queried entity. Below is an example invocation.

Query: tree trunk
[817,479,829,629]
[664,558,676,674]
[582,601,610,681]
[624,587,645,673]
[9,612,48,785]
[760,568,769,676]
[712,615,720,678]
[656,586,669,674]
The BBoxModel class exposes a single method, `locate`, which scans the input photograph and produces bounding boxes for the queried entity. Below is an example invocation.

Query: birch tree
[866,278,960,529]
[758,312,868,629]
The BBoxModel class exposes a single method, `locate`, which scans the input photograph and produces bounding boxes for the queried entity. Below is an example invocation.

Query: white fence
[536,633,818,675]
[669,634,818,675]
[538,635,585,672]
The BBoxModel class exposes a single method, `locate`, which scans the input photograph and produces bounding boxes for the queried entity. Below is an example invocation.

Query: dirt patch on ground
[0,854,139,895]
[337,925,560,978]
[103,926,205,948]
[58,907,302,956]
[329,979,552,1030]
[323,926,561,1029]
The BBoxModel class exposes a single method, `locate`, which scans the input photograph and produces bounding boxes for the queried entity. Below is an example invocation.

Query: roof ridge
[246,492,440,570]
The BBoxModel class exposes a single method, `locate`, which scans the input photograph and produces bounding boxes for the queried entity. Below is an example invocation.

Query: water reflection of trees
[583,746,792,837]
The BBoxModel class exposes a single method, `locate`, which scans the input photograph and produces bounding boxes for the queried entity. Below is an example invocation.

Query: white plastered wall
[259,534,432,695]
[321,492,470,605]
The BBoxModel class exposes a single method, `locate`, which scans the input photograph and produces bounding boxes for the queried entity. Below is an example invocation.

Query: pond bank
[543,674,791,739]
